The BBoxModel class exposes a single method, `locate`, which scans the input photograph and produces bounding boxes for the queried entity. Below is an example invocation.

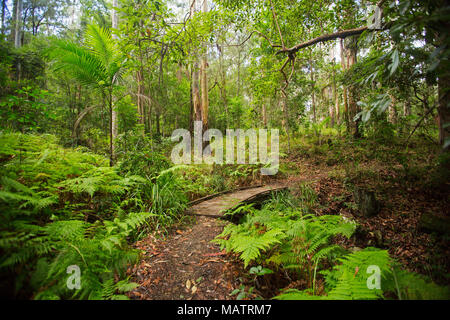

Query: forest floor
[126,185,284,300]
[281,149,449,286]
[126,215,239,300]
[127,145,449,300]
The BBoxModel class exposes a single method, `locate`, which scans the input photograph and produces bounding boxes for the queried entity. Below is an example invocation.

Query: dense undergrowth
[0,125,447,300]
[0,132,267,299]
[214,191,450,300]
[0,133,189,299]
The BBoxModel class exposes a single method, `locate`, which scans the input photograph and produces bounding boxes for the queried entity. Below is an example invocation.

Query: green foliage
[0,133,186,299]
[0,0,448,301]
[274,248,450,300]
[213,194,356,277]
[116,130,171,180]
[48,24,123,91]
[323,248,390,300]
[0,86,55,132]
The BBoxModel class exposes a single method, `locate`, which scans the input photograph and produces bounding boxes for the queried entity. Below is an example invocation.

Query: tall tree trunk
[218,43,228,129]
[137,35,145,129]
[189,68,194,133]
[262,102,267,128]
[237,37,241,97]
[310,56,316,123]
[340,39,349,129]
[388,93,398,124]
[192,61,202,123]
[332,63,339,125]
[14,0,22,48]
[14,0,22,81]
[343,36,360,138]
[147,85,152,135]
[1,0,6,37]
[110,0,119,164]
[403,99,411,117]
[136,69,144,125]
[109,91,114,166]
[200,0,208,133]
[281,90,290,153]
[438,74,450,153]
[436,6,450,159]
[329,86,335,126]
[155,111,161,137]
[190,0,202,133]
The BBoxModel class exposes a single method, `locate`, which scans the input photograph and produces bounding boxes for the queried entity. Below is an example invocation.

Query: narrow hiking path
[126,184,286,300]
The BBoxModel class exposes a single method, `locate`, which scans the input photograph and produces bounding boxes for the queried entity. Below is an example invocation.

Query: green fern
[274,248,450,300]
[213,223,285,268]
[325,248,391,300]
[213,200,356,276]
[0,133,170,299]
[273,289,323,300]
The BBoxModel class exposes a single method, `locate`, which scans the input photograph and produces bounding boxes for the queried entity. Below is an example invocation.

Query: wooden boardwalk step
[187,185,288,218]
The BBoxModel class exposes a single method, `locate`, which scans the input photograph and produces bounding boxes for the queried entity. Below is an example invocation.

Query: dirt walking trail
[127,184,286,300]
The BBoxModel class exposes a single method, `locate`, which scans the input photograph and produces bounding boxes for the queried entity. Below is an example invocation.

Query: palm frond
[84,24,123,82]
[49,39,106,88]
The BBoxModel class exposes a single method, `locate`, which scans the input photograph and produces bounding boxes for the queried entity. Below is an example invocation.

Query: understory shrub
[0,133,186,299]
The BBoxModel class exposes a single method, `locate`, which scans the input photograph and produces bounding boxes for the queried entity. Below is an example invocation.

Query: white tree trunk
[200,0,208,131]
[14,0,22,48]
[111,0,119,161]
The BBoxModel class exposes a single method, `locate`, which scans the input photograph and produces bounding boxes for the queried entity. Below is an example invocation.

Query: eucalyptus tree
[48,23,125,166]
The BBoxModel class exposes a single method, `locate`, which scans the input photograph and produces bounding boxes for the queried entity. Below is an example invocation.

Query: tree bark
[343,36,360,138]
[200,0,209,132]
[109,0,119,164]
[332,63,339,125]
[278,26,368,55]
[310,56,316,123]
[281,90,290,153]
[329,85,335,126]
[388,93,398,124]
[192,61,202,123]
[438,74,450,153]
[218,43,228,129]
[340,39,349,128]
[190,0,202,136]
[14,0,22,48]
[436,5,450,157]
[403,99,411,118]
[72,106,95,141]
[109,91,114,167]
[262,102,267,128]
[1,0,7,37]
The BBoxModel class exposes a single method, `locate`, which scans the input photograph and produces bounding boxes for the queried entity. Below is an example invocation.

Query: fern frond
[273,289,323,300]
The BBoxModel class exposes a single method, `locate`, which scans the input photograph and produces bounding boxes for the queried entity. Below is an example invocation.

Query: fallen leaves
[126,216,239,300]
[202,250,227,257]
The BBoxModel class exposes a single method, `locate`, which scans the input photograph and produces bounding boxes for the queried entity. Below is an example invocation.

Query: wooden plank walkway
[188,184,287,218]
